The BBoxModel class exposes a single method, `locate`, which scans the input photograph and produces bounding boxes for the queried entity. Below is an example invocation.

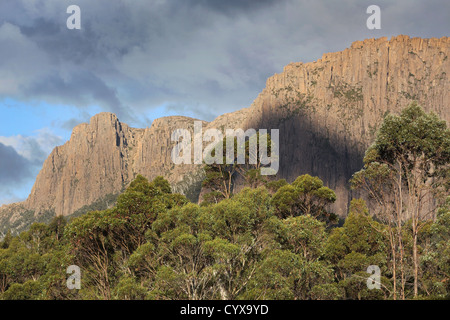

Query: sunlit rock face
[1,35,448,232]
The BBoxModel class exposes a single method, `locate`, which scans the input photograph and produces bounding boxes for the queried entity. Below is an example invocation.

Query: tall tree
[201,133,275,204]
[271,174,337,223]
[352,103,450,298]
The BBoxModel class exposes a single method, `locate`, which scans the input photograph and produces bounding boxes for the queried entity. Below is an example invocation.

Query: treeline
[0,103,449,300]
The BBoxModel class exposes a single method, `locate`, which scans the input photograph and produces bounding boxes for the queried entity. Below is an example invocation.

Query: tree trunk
[413,232,419,297]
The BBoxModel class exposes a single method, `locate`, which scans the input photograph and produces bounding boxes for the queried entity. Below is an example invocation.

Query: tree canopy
[0,105,449,300]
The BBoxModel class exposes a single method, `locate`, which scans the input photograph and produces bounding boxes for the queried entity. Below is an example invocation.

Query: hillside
[1,35,449,235]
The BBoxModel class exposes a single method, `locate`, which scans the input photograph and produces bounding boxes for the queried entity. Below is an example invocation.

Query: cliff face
[26,113,135,216]
[242,35,449,214]
[0,113,207,228]
[0,35,449,233]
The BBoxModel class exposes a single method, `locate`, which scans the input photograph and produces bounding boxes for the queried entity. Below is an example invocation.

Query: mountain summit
[1,35,449,235]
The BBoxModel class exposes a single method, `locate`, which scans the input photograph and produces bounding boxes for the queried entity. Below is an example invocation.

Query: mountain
[1,35,449,235]
[242,35,449,213]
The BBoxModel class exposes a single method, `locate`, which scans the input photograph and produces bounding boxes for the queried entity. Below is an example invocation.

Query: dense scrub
[1,104,448,300]
[0,173,448,300]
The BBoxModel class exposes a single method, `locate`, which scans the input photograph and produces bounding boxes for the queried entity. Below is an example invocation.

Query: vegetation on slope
[0,104,448,300]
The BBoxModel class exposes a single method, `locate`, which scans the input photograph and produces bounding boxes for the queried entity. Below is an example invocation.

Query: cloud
[0,141,34,206]
[0,0,448,205]
[0,129,62,163]
[184,0,280,15]
[0,142,33,186]
[0,129,63,205]
[58,113,91,131]
[0,22,51,95]
[0,0,447,125]
[164,103,218,122]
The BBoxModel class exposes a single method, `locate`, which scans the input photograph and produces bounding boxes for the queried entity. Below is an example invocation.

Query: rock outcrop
[0,113,207,232]
[1,35,448,234]
[242,35,449,214]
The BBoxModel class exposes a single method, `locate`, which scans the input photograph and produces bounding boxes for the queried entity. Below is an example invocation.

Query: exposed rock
[1,113,205,230]
[242,35,449,215]
[1,35,448,234]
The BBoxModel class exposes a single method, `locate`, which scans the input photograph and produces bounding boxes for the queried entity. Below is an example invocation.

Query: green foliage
[420,197,450,298]
[272,215,327,259]
[351,103,450,299]
[271,174,337,223]
[324,199,391,299]
[114,276,147,300]
[69,193,118,219]
[2,280,43,300]
[243,250,301,300]
[1,157,449,300]
[201,132,275,204]
[265,179,288,193]
[371,102,450,170]
[352,103,450,199]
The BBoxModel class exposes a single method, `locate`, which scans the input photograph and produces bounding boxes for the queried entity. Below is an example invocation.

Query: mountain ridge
[1,35,449,235]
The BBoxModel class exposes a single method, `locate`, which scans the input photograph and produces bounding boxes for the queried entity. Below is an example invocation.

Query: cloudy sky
[0,0,449,205]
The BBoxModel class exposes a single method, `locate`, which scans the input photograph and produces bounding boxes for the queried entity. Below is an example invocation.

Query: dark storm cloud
[0,0,448,125]
[0,131,63,204]
[25,71,136,123]
[0,142,33,186]
[1,0,448,204]
[57,110,94,131]
[184,0,281,15]
[165,102,218,122]
[0,142,33,205]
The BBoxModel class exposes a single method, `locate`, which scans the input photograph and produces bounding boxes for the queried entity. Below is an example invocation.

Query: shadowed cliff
[1,35,449,234]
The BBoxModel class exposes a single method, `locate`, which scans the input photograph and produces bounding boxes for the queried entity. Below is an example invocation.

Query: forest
[0,103,449,300]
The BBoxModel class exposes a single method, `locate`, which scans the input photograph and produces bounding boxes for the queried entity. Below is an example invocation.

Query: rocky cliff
[0,114,209,233]
[1,35,449,234]
[242,35,449,214]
